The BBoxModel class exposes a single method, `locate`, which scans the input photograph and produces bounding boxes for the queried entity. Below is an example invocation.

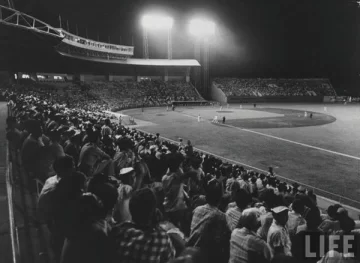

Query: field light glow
[189,19,215,37]
[141,15,173,30]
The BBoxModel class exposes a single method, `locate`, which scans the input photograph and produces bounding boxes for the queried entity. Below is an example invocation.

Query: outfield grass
[123,103,360,208]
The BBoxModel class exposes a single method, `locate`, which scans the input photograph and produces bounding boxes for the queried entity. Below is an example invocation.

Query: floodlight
[141,15,173,30]
[189,19,215,38]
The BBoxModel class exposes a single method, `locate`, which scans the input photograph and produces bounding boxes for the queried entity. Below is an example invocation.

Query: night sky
[11,0,360,89]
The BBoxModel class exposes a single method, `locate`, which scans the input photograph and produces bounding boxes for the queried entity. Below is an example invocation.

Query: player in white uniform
[212,115,218,123]
[198,114,201,122]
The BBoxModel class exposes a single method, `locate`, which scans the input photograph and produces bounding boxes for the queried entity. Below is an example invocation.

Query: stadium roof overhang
[57,52,201,67]
[127,59,200,67]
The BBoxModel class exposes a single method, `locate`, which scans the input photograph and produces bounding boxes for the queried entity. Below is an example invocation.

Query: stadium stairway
[2,102,56,263]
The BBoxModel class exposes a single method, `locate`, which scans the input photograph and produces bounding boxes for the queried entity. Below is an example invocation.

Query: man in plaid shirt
[187,179,231,263]
[111,188,175,263]
[229,208,272,263]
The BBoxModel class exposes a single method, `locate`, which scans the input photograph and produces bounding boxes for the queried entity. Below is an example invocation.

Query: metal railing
[6,105,20,263]
[0,5,63,38]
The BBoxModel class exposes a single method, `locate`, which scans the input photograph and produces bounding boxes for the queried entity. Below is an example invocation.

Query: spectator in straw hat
[267,206,292,256]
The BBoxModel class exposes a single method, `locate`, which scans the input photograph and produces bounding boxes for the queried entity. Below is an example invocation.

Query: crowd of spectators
[4,87,360,263]
[88,79,204,111]
[3,79,204,112]
[214,78,337,97]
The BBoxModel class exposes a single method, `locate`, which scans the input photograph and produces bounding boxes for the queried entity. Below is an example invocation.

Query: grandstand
[212,78,337,103]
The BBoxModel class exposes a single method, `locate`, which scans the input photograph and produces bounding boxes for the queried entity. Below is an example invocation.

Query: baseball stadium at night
[1,0,360,262]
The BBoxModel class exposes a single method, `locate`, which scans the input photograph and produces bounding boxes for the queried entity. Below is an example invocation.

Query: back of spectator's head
[250,177,257,184]
[6,116,16,126]
[307,189,317,204]
[259,189,277,209]
[339,215,355,233]
[234,188,252,210]
[305,209,322,230]
[88,130,101,144]
[88,181,119,216]
[241,172,249,181]
[129,188,157,227]
[56,171,86,199]
[297,194,316,209]
[205,179,223,206]
[326,204,342,219]
[190,157,202,170]
[271,206,289,226]
[49,129,61,142]
[278,183,287,193]
[116,137,134,151]
[239,208,261,231]
[77,193,104,223]
[53,155,74,178]
[105,118,111,126]
[166,153,184,172]
[292,199,305,215]
[25,119,42,137]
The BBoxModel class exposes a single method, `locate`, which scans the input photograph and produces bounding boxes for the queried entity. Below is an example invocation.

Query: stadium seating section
[4,79,204,111]
[213,78,336,97]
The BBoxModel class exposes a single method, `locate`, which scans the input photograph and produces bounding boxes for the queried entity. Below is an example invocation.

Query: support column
[185,67,190,83]
[143,28,149,59]
[203,38,210,98]
[164,68,168,82]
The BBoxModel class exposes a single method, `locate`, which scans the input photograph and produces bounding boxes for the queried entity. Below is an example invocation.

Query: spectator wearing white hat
[267,206,292,256]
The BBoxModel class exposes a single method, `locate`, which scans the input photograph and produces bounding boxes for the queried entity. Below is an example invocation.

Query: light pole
[189,18,216,98]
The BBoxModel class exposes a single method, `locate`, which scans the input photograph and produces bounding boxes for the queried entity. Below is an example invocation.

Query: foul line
[179,110,360,161]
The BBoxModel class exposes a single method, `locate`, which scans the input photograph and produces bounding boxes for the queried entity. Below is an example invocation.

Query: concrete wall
[227,96,324,103]
[110,75,136,81]
[136,76,162,82]
[82,74,107,82]
[77,74,187,83]
[210,83,228,103]
[168,76,185,81]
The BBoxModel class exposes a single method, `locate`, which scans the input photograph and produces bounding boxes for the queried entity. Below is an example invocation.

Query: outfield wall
[227,96,324,103]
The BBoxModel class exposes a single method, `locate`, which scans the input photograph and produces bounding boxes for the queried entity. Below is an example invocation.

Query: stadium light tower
[189,18,216,98]
[141,14,174,59]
